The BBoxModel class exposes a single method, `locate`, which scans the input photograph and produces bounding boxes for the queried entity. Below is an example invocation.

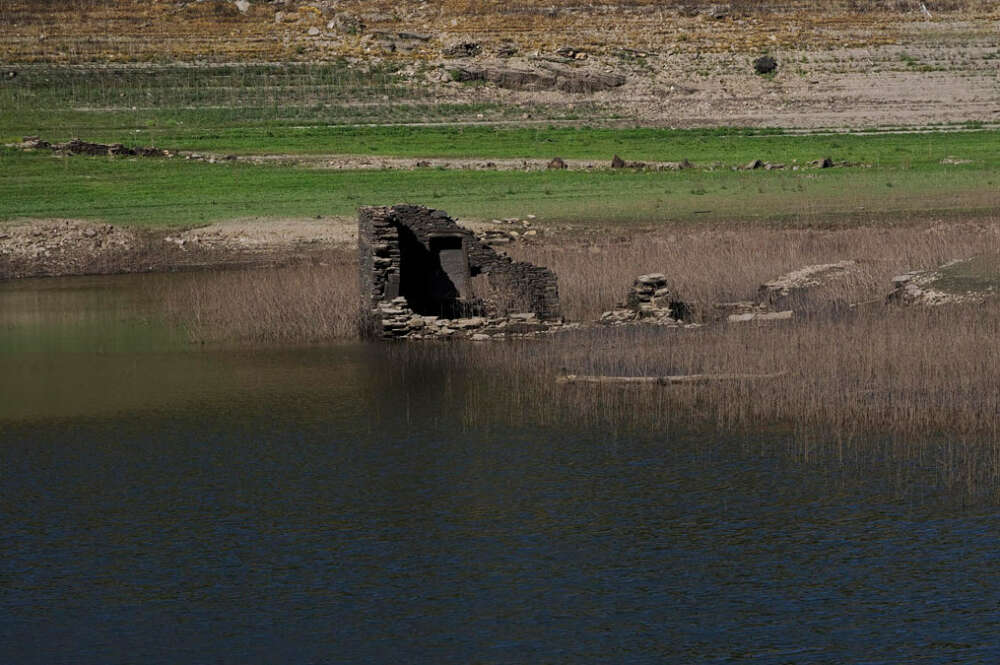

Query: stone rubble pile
[600,273,689,326]
[477,216,541,246]
[887,259,991,306]
[16,136,167,157]
[375,297,576,340]
[758,260,859,309]
[0,220,139,279]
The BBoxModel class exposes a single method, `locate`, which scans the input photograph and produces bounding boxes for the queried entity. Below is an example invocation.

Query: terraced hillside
[3,0,999,128]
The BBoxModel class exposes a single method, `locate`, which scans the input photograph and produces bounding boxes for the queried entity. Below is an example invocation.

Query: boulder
[444,42,481,58]
[754,55,778,75]
[547,157,568,169]
[611,154,626,168]
[704,4,729,19]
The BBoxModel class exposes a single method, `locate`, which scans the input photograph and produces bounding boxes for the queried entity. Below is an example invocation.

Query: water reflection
[1,273,999,664]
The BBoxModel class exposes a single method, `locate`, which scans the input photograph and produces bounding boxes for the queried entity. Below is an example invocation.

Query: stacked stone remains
[600,273,689,326]
[887,257,996,306]
[374,296,578,340]
[359,205,562,340]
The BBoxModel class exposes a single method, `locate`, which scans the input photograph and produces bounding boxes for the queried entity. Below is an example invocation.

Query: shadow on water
[2,272,1000,664]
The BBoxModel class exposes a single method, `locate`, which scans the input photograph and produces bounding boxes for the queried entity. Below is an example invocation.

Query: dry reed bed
[395,303,1000,497]
[510,219,1000,320]
[168,249,358,345]
[173,220,1000,490]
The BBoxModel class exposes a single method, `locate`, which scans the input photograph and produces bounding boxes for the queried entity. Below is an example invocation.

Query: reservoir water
[2,273,999,664]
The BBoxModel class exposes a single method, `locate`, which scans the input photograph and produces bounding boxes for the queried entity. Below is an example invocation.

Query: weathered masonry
[359,205,560,338]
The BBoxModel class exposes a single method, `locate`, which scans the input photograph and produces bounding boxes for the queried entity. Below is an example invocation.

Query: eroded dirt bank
[0,218,357,279]
[0,216,549,279]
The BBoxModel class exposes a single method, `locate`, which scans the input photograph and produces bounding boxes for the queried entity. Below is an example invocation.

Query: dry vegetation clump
[510,218,1000,321]
[168,251,358,345]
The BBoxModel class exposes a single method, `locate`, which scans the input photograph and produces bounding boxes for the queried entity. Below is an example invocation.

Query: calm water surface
[1,273,999,664]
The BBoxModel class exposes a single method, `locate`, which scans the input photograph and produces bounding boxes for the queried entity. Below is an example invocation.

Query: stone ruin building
[359,205,561,339]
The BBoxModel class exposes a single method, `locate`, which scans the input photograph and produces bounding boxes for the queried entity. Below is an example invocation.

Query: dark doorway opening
[399,230,473,317]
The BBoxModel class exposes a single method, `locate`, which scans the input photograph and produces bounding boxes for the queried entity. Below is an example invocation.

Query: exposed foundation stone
[359,205,561,339]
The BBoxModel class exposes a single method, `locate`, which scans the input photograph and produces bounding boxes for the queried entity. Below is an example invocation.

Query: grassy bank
[4,94,998,162]
[2,148,997,228]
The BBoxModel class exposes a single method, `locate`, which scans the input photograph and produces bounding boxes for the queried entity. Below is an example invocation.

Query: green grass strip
[2,149,998,228]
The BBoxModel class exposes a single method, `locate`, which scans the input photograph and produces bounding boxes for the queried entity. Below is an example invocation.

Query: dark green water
[2,274,999,664]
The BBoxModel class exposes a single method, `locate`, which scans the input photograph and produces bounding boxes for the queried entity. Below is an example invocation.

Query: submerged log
[556,372,786,386]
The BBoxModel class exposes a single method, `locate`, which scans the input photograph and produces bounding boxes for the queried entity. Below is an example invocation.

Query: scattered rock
[556,46,588,59]
[759,260,861,310]
[307,26,320,36]
[547,157,567,169]
[6,71,17,80]
[728,310,793,323]
[448,65,624,93]
[234,0,250,14]
[444,42,481,58]
[888,256,1000,306]
[14,137,167,158]
[0,220,140,279]
[660,159,692,171]
[17,136,50,150]
[397,32,431,42]
[754,55,778,75]
[704,4,730,19]
[329,14,364,33]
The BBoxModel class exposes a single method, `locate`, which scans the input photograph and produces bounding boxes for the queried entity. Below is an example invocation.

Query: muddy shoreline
[0,218,356,280]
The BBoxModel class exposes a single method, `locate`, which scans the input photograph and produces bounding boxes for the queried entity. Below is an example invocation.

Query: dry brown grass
[510,218,1000,321]
[399,300,1000,496]
[167,251,358,345]
[169,217,1000,492]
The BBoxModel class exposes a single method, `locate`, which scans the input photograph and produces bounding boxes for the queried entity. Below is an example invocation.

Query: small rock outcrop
[600,274,691,326]
[444,42,482,58]
[754,55,778,75]
[887,257,998,306]
[15,136,166,157]
[758,260,860,310]
[448,65,625,93]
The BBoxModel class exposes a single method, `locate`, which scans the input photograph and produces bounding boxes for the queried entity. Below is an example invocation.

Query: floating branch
[556,372,786,386]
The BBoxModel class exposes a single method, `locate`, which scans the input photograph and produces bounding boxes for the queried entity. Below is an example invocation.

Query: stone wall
[359,205,560,338]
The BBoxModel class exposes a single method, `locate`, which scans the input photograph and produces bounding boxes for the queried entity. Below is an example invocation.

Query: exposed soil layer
[3,1,999,129]
[0,217,355,279]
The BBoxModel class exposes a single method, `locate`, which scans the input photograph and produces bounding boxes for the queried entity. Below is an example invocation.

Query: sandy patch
[171,216,357,249]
